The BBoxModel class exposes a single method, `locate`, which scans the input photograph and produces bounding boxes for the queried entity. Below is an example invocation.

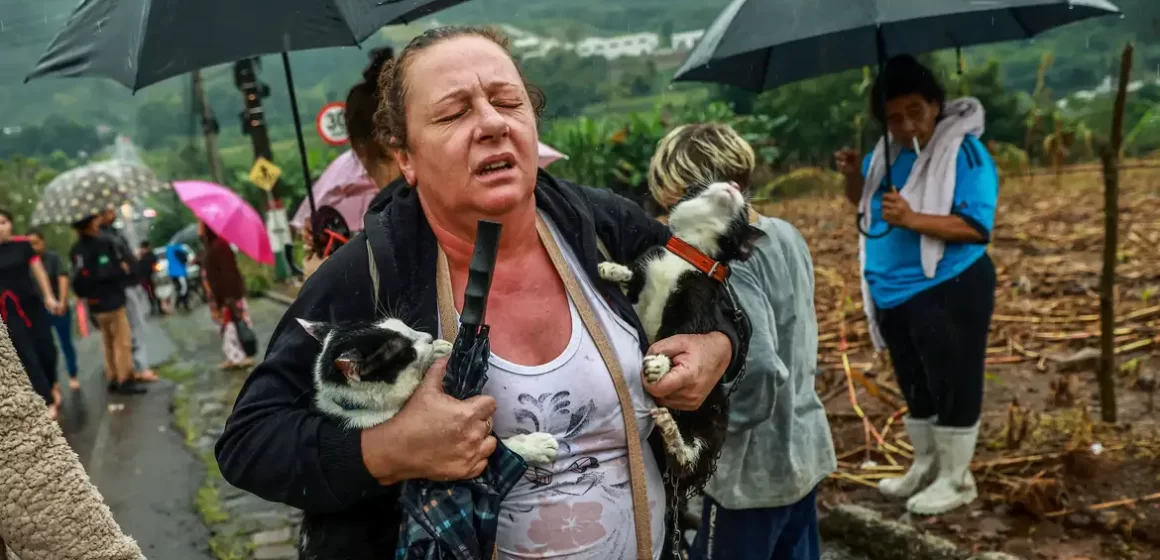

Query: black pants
[877,254,996,428]
[3,296,58,405]
[172,275,191,310]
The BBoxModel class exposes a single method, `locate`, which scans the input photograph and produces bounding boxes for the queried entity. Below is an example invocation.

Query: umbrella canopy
[25,0,471,90]
[290,150,378,231]
[537,141,568,168]
[172,181,274,265]
[168,222,201,247]
[26,0,476,220]
[674,0,1121,91]
[31,161,170,226]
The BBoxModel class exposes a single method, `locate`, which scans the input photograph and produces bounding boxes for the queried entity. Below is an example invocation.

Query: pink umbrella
[538,141,568,168]
[172,180,274,265]
[290,150,377,231]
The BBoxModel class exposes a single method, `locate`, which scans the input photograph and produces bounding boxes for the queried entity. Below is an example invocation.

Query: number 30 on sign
[316,102,348,146]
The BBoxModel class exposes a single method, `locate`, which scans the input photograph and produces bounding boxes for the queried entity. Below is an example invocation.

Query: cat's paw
[598,262,633,283]
[505,432,559,466]
[650,407,678,438]
[642,354,672,385]
[432,339,453,358]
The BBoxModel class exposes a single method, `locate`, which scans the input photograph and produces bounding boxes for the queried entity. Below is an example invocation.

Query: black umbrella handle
[460,220,502,330]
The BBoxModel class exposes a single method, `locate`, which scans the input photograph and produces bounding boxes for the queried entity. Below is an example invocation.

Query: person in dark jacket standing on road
[216,26,749,559]
[70,215,145,396]
[98,209,158,383]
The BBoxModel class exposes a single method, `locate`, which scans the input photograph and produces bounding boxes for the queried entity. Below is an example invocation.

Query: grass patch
[208,534,250,560]
[157,363,196,383]
[196,485,230,524]
[169,379,231,531]
[172,388,198,447]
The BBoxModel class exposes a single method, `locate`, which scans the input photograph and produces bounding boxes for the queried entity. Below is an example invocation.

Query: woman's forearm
[902,213,986,243]
[57,276,70,303]
[843,173,862,206]
[31,261,55,303]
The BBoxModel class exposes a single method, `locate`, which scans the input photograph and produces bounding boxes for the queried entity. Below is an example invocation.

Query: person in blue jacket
[165,242,191,312]
[834,54,999,516]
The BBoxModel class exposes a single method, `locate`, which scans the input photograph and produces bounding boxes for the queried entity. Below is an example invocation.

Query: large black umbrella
[395,220,527,560]
[674,0,1121,92]
[674,0,1119,236]
[25,0,471,213]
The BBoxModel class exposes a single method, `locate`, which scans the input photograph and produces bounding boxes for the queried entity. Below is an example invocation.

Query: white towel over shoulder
[858,97,986,351]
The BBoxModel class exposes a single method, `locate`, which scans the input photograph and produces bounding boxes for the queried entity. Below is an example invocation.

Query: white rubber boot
[907,423,979,515]
[878,416,938,499]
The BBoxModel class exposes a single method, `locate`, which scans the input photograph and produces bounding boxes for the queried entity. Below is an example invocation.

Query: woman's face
[0,214,12,240]
[394,36,539,218]
[884,93,940,150]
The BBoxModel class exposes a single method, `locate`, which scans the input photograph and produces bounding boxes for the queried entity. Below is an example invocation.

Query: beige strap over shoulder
[431,218,653,560]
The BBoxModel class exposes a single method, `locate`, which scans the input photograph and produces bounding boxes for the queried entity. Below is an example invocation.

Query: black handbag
[234,316,258,357]
[224,301,258,357]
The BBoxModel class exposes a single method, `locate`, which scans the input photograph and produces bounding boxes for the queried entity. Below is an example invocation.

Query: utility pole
[191,70,225,185]
[234,58,298,280]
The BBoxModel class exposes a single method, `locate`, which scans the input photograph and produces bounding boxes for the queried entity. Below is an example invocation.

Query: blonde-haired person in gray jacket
[648,123,837,560]
[0,320,145,560]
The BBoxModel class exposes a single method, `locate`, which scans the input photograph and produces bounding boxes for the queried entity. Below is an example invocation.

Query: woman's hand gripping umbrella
[395,220,527,560]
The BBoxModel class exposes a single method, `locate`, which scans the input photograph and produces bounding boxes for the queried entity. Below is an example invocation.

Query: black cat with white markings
[294,318,559,559]
[598,181,760,496]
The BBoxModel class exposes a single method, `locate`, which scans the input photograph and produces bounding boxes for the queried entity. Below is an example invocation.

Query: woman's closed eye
[491,97,522,110]
[436,108,467,123]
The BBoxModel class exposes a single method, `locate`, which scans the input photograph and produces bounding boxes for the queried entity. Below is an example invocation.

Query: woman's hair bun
[363,47,395,86]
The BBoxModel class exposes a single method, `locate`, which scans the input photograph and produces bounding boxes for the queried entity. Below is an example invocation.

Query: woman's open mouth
[475,153,517,177]
[478,161,514,176]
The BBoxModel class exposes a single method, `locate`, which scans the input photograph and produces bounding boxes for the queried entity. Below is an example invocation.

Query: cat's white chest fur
[637,252,696,344]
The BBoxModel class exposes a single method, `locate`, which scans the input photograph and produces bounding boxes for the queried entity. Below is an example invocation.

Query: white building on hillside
[670,30,705,51]
[575,32,660,59]
[517,37,571,59]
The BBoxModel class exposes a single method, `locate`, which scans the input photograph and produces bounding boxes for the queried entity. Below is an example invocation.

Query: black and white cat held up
[598,180,761,494]
[295,317,559,465]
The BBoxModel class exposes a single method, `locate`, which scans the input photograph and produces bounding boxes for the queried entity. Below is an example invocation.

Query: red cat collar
[665,237,729,283]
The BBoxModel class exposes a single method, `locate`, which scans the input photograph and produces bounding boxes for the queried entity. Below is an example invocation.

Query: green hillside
[0,0,1155,155]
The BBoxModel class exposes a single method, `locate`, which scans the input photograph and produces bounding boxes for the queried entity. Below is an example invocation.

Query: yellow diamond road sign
[249,157,282,191]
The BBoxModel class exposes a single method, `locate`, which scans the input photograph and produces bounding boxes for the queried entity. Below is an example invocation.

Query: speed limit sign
[316,102,348,146]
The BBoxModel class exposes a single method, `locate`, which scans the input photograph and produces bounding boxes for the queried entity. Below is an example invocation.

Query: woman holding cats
[216,25,747,559]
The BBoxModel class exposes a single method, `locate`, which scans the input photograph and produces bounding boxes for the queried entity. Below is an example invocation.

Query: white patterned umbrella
[31,161,170,226]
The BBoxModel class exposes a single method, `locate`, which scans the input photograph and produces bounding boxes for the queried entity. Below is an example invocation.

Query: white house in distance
[670,30,705,52]
[503,24,707,62]
[576,32,661,59]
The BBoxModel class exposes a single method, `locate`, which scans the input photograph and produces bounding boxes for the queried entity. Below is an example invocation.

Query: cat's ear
[737,225,764,262]
[334,349,361,381]
[296,318,329,342]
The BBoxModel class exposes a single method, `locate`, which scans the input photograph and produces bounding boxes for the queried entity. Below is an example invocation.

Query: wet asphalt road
[56,307,214,559]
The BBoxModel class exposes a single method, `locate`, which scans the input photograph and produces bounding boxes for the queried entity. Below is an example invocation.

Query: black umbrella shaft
[461,220,502,328]
[282,51,317,215]
[875,26,893,192]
